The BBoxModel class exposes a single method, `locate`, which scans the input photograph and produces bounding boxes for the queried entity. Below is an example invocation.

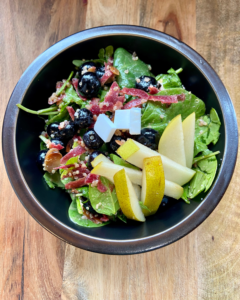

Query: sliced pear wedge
[158,115,186,166]
[114,169,145,222]
[182,112,195,168]
[116,139,195,186]
[141,156,165,216]
[164,181,183,200]
[91,153,112,168]
[91,161,142,185]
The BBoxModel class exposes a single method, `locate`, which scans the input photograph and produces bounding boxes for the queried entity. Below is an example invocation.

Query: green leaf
[141,88,206,135]
[116,211,127,223]
[105,45,114,59]
[40,141,47,150]
[194,108,221,156]
[139,201,151,212]
[155,68,183,89]
[72,60,85,67]
[74,186,89,198]
[68,199,110,227]
[89,176,120,216]
[113,48,153,88]
[99,90,108,102]
[110,154,140,170]
[182,150,218,201]
[193,151,220,164]
[46,103,69,125]
[76,197,83,214]
[63,85,83,106]
[98,48,105,60]
[56,71,74,96]
[43,172,65,189]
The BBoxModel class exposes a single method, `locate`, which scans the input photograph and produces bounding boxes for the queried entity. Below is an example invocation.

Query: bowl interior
[16,35,224,240]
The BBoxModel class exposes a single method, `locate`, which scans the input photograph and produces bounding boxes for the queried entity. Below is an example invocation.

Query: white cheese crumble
[91,180,99,187]
[124,70,129,74]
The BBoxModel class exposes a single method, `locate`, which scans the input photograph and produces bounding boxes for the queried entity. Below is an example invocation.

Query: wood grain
[0,0,87,299]
[196,0,240,299]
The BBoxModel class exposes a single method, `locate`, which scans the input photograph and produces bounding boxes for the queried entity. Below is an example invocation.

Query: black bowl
[2,26,238,255]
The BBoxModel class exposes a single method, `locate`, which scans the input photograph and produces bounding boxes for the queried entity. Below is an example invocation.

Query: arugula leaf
[43,172,65,189]
[110,154,140,170]
[139,201,151,212]
[113,48,153,88]
[68,199,110,227]
[63,85,83,106]
[98,45,114,62]
[141,88,206,135]
[56,71,74,96]
[156,68,183,89]
[194,108,221,156]
[182,150,218,202]
[89,176,120,216]
[46,103,69,125]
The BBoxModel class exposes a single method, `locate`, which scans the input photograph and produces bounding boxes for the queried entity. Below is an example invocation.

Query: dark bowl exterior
[2,25,238,255]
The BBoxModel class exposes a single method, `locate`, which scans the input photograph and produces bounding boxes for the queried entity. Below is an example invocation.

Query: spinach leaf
[68,199,110,227]
[194,108,221,156]
[110,154,140,170]
[72,58,105,68]
[193,151,220,164]
[43,172,65,189]
[76,197,83,214]
[89,176,120,216]
[141,88,206,135]
[113,48,153,88]
[182,150,218,201]
[156,68,183,89]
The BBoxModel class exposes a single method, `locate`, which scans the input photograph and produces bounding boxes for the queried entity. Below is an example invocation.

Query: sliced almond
[44,148,62,173]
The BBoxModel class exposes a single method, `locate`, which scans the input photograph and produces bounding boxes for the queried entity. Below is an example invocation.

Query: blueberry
[136,128,160,150]
[74,108,93,128]
[79,62,96,76]
[88,150,104,170]
[96,65,105,79]
[82,130,103,150]
[83,199,97,215]
[36,150,48,168]
[78,72,101,98]
[135,75,160,92]
[59,121,77,141]
[109,135,126,152]
[46,122,62,140]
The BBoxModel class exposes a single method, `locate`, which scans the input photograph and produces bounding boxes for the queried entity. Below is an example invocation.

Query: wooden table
[0,0,239,299]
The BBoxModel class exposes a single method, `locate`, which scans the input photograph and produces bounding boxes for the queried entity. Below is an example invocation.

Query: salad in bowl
[17,46,221,228]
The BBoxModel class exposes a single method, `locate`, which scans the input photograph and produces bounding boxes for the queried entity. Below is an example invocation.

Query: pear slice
[158,115,186,166]
[114,169,145,222]
[91,154,112,168]
[91,161,142,185]
[141,156,165,216]
[116,139,195,186]
[182,112,195,168]
[133,184,141,200]
[164,180,183,199]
